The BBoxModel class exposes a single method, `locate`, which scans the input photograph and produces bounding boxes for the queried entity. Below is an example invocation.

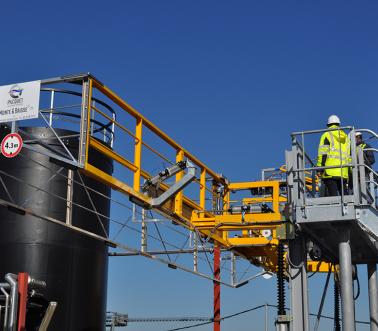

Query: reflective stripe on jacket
[317,125,351,178]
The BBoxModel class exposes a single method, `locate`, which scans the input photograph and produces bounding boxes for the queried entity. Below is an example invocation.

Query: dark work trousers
[322,177,348,197]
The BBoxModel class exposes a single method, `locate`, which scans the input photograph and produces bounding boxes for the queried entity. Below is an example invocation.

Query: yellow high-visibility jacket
[317,125,351,178]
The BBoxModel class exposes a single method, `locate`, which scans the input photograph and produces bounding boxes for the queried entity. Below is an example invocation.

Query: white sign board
[0,80,40,123]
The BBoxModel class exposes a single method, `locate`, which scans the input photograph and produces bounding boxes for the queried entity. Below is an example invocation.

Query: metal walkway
[285,126,378,331]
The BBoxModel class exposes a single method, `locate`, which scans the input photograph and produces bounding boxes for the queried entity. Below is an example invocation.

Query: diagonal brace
[148,161,196,208]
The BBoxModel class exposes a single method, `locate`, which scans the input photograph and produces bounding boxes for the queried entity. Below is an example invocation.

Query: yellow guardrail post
[272,181,279,213]
[223,190,230,241]
[175,150,184,215]
[200,168,206,218]
[133,118,143,192]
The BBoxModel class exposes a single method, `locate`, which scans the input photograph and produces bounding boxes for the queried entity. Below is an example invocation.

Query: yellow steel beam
[193,223,282,231]
[228,237,279,246]
[307,261,335,273]
[243,196,287,204]
[228,181,277,190]
[133,118,143,192]
[222,189,230,241]
[83,163,149,203]
[217,213,281,223]
[89,138,138,173]
[199,168,206,218]
[175,150,184,215]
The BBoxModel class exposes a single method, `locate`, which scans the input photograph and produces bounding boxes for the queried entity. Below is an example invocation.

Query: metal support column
[230,252,236,286]
[78,79,91,167]
[65,169,74,225]
[368,264,378,331]
[289,236,309,331]
[213,245,221,331]
[141,209,147,253]
[338,230,355,331]
[193,233,198,273]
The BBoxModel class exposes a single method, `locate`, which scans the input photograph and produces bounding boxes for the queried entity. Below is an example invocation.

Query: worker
[355,131,375,170]
[317,115,350,196]
[349,132,376,195]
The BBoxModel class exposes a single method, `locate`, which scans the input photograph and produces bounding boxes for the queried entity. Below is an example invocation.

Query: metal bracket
[142,160,187,191]
[142,160,196,208]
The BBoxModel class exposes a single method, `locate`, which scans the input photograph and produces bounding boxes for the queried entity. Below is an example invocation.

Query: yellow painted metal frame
[80,77,229,246]
[77,76,295,273]
[192,181,281,230]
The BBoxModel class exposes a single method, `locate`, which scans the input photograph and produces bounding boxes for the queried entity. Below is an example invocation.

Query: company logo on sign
[7,84,24,106]
[9,85,23,99]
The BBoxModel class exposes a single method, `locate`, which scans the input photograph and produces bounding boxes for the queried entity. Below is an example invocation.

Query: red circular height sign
[1,133,23,158]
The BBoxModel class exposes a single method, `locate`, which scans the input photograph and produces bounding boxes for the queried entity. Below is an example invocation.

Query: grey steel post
[193,235,198,273]
[141,208,147,253]
[338,230,355,331]
[370,172,375,206]
[49,89,54,126]
[110,112,115,148]
[368,264,378,331]
[5,274,18,331]
[78,79,90,167]
[358,148,368,205]
[350,129,360,205]
[230,252,236,286]
[276,322,288,331]
[289,236,309,331]
[1,286,9,330]
[10,122,16,133]
[65,169,74,225]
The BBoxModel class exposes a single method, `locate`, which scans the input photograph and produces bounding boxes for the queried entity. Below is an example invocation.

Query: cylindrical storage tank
[0,126,113,331]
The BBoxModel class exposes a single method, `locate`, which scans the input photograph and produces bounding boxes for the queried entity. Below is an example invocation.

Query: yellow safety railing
[80,77,229,246]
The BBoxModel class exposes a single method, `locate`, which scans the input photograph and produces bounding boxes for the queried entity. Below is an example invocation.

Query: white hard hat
[355,131,362,137]
[327,115,340,125]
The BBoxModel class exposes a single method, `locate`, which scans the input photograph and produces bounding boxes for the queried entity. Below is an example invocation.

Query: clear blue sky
[1,1,378,330]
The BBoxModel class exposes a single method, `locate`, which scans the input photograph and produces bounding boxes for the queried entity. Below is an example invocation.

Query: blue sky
[1,1,378,330]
